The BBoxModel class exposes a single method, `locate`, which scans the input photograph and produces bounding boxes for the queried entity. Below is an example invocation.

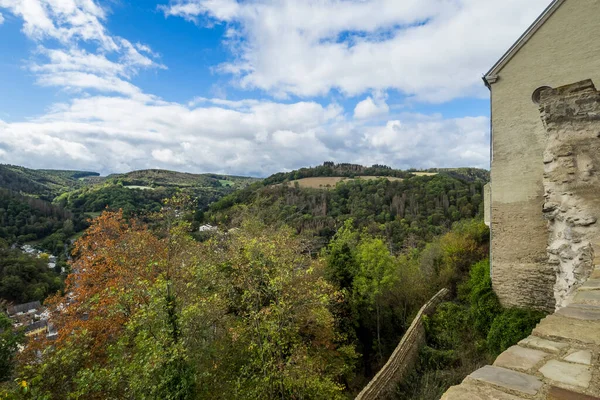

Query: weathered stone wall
[539,80,600,308]
[489,0,600,311]
[354,288,449,400]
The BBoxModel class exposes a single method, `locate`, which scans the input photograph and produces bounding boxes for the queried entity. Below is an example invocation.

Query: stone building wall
[539,80,600,308]
[488,0,600,311]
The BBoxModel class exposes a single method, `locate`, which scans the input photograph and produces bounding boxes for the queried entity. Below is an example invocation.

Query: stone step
[441,382,528,399]
[539,359,592,388]
[564,350,593,365]
[590,269,600,279]
[493,345,550,372]
[573,290,600,306]
[533,315,600,345]
[518,336,569,353]
[580,279,600,291]
[556,304,600,321]
[468,365,543,396]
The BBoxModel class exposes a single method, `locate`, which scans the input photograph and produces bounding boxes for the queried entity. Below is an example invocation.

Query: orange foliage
[40,211,166,363]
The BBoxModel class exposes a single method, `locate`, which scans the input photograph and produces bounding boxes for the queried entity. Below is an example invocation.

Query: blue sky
[0,0,552,176]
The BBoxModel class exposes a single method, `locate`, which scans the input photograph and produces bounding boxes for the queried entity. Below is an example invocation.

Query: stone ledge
[519,336,569,354]
[533,315,600,345]
[548,386,600,400]
[469,365,543,396]
[539,360,592,389]
[493,345,550,372]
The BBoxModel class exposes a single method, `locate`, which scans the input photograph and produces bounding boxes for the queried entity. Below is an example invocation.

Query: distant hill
[414,167,490,183]
[0,164,260,253]
[0,165,98,201]
[264,163,489,187]
[107,169,258,191]
[57,169,260,214]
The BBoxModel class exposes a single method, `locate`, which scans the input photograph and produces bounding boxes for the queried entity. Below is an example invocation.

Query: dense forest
[0,189,77,244]
[0,240,63,303]
[209,172,486,252]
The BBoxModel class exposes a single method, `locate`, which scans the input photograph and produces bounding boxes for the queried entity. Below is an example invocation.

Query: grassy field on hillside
[283,176,405,189]
[412,172,438,177]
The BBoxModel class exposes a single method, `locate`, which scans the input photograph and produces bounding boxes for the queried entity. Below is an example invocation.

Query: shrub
[460,259,502,336]
[423,302,470,350]
[486,308,546,356]
[419,345,459,370]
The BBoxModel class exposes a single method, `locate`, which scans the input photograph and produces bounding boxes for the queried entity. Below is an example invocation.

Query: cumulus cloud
[162,0,552,101]
[354,93,389,119]
[0,0,164,97]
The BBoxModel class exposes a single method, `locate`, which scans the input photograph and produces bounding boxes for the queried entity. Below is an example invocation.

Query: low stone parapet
[354,288,449,400]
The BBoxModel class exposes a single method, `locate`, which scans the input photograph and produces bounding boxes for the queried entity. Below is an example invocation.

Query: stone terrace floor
[442,265,600,400]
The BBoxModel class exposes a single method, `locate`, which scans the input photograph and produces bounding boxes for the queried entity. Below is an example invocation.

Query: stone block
[539,360,592,388]
[518,336,569,353]
[564,350,593,365]
[533,315,600,345]
[580,279,600,290]
[573,291,600,306]
[556,305,600,321]
[548,386,600,400]
[493,345,550,371]
[441,382,527,400]
[469,365,543,396]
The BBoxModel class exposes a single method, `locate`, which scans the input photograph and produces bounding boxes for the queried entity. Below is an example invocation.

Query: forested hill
[263,162,489,185]
[0,165,99,201]
[208,165,489,252]
[0,165,259,252]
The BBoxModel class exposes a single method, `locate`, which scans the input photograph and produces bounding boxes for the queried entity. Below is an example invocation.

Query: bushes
[401,259,546,399]
[459,259,546,357]
[423,303,470,351]
[486,308,546,357]
[460,259,502,337]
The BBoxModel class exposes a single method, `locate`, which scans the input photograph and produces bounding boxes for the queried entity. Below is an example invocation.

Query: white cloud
[0,94,489,176]
[0,0,163,97]
[162,0,552,102]
[0,12,4,24]
[152,149,185,165]
[354,93,389,119]
[0,0,114,48]
[362,114,489,168]
[0,0,493,176]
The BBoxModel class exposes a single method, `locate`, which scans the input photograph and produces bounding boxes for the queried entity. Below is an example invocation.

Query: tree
[354,237,397,362]
[17,211,166,398]
[199,219,356,399]
[325,219,359,290]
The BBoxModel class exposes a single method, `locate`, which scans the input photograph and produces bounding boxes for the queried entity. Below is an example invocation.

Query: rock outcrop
[539,80,600,308]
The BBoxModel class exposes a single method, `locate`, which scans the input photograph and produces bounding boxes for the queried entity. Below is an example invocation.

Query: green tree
[354,237,397,362]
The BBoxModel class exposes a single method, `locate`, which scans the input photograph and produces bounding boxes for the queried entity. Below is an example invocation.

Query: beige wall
[490,0,600,311]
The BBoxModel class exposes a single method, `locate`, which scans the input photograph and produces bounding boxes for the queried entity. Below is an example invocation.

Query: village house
[7,301,49,336]
[198,224,217,233]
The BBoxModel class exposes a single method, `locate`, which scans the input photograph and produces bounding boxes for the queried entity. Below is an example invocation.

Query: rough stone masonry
[539,79,600,309]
